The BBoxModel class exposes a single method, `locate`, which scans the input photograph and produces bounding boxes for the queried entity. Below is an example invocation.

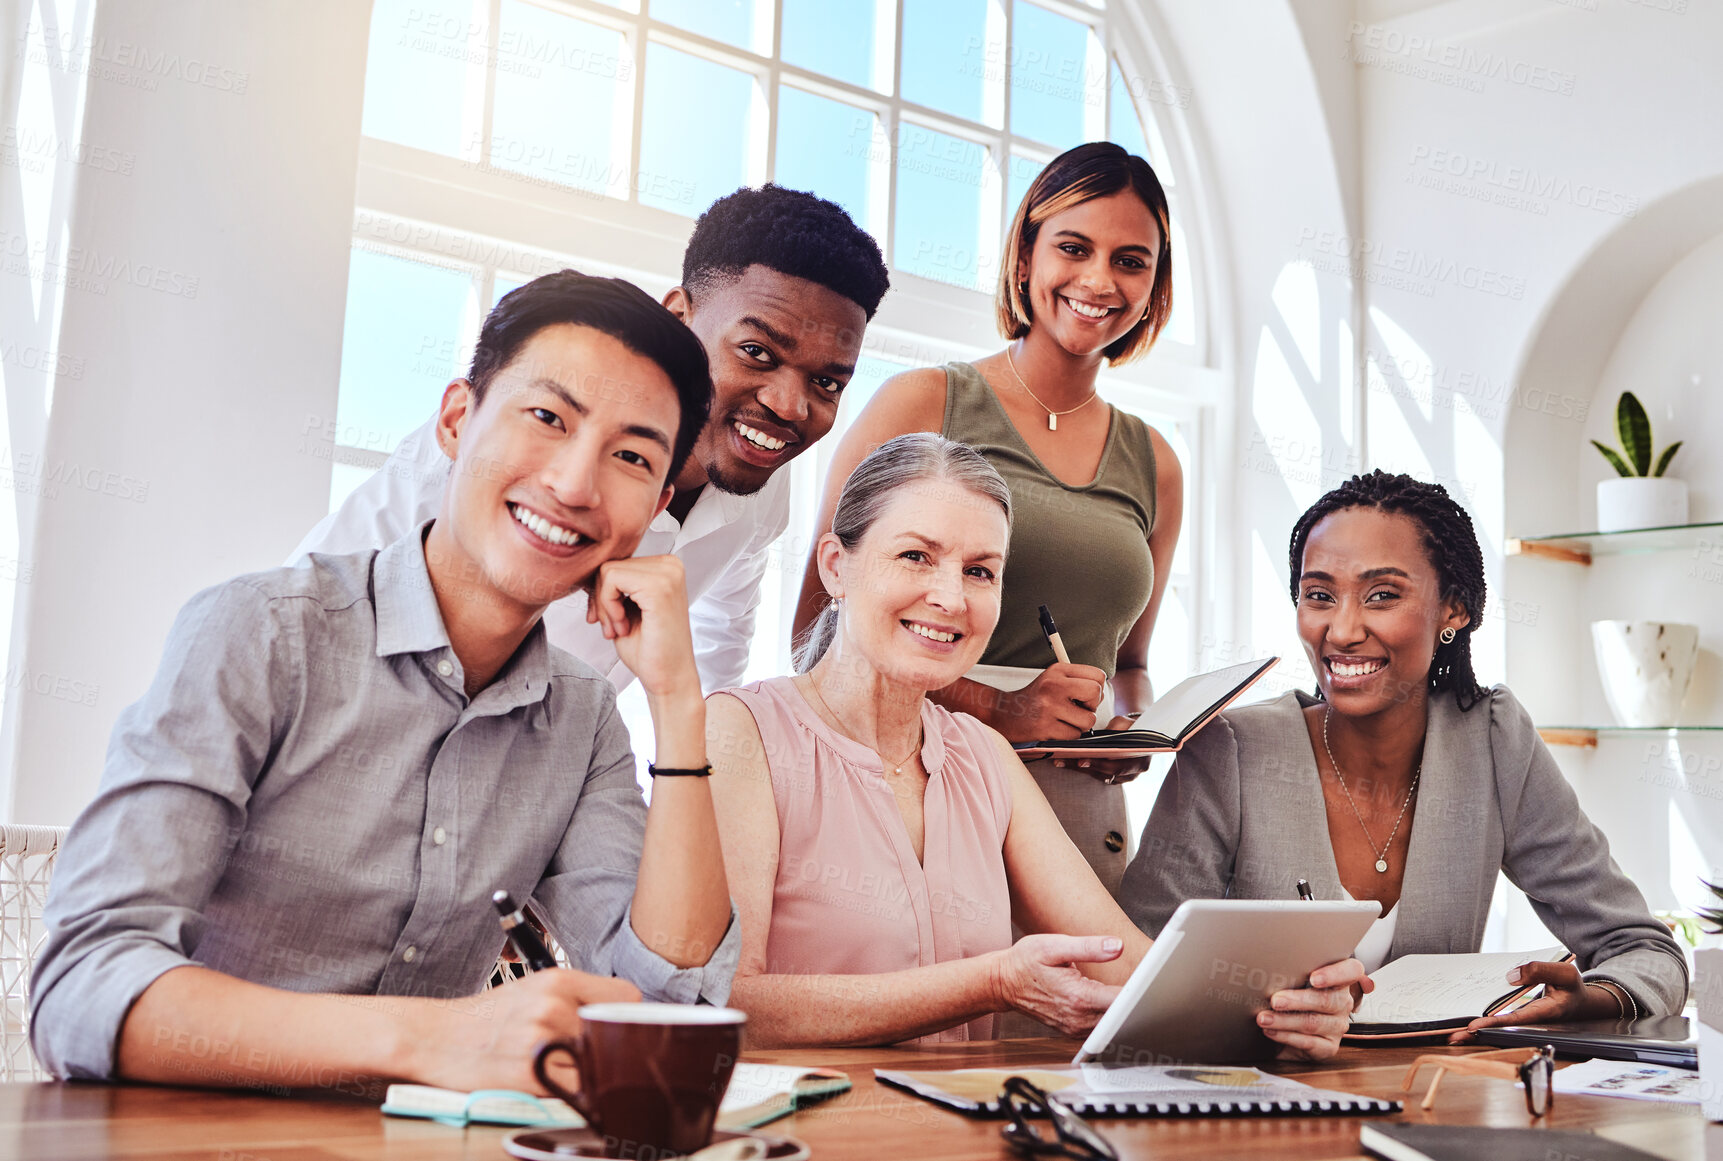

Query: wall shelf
[1507,521,1723,565]
[1539,725,1723,748]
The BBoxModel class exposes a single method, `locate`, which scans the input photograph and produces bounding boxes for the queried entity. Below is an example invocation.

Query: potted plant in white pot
[1593,391,1686,532]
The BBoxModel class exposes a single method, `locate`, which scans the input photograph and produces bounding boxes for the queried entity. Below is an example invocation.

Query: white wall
[2,0,369,822]
[0,0,96,825]
[1136,0,1723,929]
[1345,0,1723,920]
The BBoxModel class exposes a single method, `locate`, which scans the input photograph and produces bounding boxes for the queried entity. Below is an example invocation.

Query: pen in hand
[1038,604,1072,665]
[493,889,559,972]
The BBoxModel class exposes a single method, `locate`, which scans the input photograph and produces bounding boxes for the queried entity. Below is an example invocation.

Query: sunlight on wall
[1364,350,1435,485]
[1271,261,1320,384]
[1455,400,1506,679]
[1366,306,1433,425]
[1337,316,1354,447]
[16,22,57,320]
[1671,780,1715,913]
[1249,326,1326,513]
[1250,529,1310,700]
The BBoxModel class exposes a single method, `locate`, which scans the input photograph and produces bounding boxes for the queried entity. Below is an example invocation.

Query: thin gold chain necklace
[1003,347,1098,431]
[1322,708,1420,874]
[802,674,924,775]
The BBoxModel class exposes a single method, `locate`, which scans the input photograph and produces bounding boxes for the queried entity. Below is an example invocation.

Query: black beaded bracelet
[648,763,713,778]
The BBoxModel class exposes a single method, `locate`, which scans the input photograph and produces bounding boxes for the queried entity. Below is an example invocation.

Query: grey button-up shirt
[30,527,739,1080]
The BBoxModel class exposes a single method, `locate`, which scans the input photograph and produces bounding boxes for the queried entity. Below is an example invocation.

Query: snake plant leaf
[1700,879,1723,934]
[1653,441,1683,478]
[1591,439,1633,477]
[1617,391,1652,475]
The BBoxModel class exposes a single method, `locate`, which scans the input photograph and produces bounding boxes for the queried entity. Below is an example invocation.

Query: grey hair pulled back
[794,433,1012,672]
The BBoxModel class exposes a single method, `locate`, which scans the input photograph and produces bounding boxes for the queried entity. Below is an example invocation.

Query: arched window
[335,0,1211,695]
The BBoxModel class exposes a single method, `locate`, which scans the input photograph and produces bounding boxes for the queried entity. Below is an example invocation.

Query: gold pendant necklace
[1003,348,1097,431]
[1322,708,1419,873]
[803,674,923,775]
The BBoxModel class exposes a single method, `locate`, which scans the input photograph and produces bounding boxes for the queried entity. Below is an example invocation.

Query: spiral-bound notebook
[875,1064,1400,1119]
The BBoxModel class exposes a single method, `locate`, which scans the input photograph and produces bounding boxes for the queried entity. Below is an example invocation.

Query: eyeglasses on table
[1402,1044,1555,1117]
[999,1074,1120,1161]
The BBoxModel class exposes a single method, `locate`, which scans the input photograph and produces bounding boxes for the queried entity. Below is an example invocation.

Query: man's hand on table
[414,969,640,1094]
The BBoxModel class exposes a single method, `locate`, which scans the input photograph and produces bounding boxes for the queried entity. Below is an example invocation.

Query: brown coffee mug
[533,1001,747,1158]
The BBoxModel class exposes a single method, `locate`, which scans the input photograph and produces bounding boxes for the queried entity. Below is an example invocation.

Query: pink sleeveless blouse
[724,677,1016,1043]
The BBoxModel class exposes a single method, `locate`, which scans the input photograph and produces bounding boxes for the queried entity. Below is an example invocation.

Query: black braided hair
[1286,469,1489,711]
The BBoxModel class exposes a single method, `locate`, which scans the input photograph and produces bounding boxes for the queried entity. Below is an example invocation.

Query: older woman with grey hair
[705,433,1365,1049]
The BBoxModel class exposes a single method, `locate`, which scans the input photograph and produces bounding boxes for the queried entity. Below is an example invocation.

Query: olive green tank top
[940,362,1157,679]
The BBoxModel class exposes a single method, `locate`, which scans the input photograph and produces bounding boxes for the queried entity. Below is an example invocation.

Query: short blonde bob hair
[995,141,1173,366]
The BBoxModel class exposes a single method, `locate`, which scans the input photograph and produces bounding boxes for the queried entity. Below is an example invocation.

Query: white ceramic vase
[1590,620,1699,727]
[1596,477,1688,533]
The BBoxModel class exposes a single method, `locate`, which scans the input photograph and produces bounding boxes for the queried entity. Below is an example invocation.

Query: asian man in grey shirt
[31,272,740,1096]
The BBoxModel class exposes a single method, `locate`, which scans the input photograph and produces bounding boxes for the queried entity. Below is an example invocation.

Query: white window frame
[339,0,1221,683]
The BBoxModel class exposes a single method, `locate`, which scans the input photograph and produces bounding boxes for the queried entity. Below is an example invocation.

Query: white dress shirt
[1343,886,1401,973]
[289,415,789,692]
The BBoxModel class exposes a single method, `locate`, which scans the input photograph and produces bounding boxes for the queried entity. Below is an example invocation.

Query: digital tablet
[1076,899,1380,1066]
[1475,1016,1696,1068]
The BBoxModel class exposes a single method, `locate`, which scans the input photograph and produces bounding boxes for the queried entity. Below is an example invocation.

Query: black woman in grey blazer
[1120,471,1687,1025]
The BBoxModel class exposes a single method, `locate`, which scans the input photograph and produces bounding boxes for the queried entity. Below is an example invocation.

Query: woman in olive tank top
[795,143,1183,896]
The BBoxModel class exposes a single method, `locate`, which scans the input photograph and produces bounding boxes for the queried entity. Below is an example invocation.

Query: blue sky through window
[781,0,881,90]
[1009,1,1090,148]
[775,88,880,236]
[651,0,760,51]
[901,0,989,123]
[894,123,989,290]
[639,43,756,217]
[361,0,469,156]
[491,2,628,196]
[1007,153,1042,225]
[337,249,473,461]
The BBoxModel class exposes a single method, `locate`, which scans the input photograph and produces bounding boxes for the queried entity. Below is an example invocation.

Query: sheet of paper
[1353,948,1564,1025]
[1551,1058,1702,1104]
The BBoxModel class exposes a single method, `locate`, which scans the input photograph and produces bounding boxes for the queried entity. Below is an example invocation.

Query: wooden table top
[0,1040,1713,1161]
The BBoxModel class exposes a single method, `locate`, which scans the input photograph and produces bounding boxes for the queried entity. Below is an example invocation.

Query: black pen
[493,889,559,972]
[1296,878,1314,901]
[1038,604,1072,665]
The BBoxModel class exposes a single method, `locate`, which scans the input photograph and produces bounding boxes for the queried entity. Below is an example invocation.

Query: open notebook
[382,1062,850,1130]
[1346,947,1568,1039]
[1013,657,1278,759]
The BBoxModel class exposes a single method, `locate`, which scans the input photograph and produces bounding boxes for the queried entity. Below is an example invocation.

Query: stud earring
[1439,626,1457,644]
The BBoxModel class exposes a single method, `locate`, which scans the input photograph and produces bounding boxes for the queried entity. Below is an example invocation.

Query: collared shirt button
[436,659,454,677]
[432,826,447,846]
[402,946,418,963]
[1104,831,1125,853]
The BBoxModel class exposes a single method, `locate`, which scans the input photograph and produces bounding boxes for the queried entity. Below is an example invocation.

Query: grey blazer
[1119,685,1688,1015]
